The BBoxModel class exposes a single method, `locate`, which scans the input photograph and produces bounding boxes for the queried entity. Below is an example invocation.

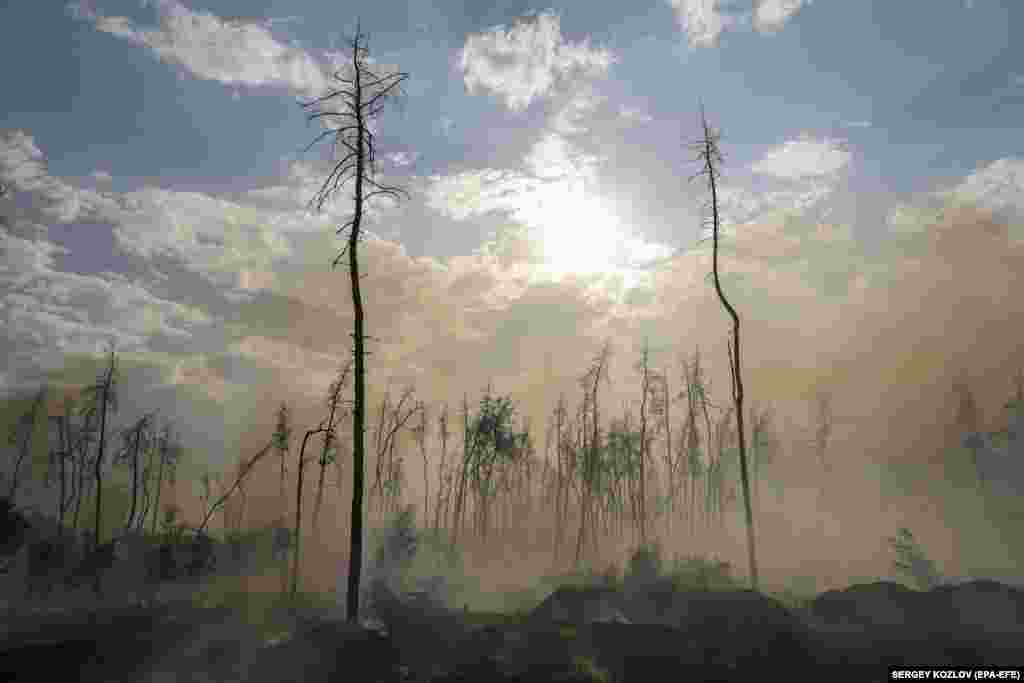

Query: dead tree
[149,420,182,535]
[812,390,833,475]
[80,344,119,559]
[272,402,293,524]
[412,400,430,529]
[46,395,79,532]
[575,341,611,566]
[114,412,156,533]
[433,403,450,535]
[197,440,276,534]
[371,387,420,517]
[302,19,409,622]
[5,384,48,504]
[635,339,653,544]
[689,107,759,590]
[292,421,334,596]
[313,360,353,533]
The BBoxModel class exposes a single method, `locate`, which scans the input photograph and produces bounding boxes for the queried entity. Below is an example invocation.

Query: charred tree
[302,20,409,622]
[689,107,759,590]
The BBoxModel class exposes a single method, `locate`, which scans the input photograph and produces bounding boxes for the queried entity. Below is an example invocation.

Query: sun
[531,181,632,282]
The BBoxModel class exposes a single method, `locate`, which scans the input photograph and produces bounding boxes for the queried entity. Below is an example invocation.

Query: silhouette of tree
[688,107,759,590]
[301,19,409,622]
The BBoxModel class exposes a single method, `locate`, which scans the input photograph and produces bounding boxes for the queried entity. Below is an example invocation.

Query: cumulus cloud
[751,135,851,180]
[386,151,416,168]
[111,188,293,278]
[0,229,213,387]
[550,89,605,135]
[668,0,810,48]
[459,11,615,112]
[67,0,328,97]
[523,132,601,180]
[0,130,116,223]
[668,0,735,48]
[715,179,837,228]
[943,158,1024,216]
[618,105,654,125]
[754,0,809,33]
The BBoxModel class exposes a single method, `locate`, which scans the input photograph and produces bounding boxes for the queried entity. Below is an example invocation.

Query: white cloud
[459,11,615,112]
[751,135,851,180]
[618,105,654,125]
[668,0,809,48]
[90,170,113,183]
[754,0,809,33]
[524,133,600,180]
[386,151,416,168]
[0,130,116,223]
[668,0,734,48]
[0,230,213,375]
[942,158,1024,215]
[111,188,295,282]
[715,178,837,227]
[67,0,328,97]
[551,89,604,135]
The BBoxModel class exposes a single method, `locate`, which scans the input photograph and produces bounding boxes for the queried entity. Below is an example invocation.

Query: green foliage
[888,527,941,590]
[626,542,662,585]
[466,391,530,469]
[667,554,739,591]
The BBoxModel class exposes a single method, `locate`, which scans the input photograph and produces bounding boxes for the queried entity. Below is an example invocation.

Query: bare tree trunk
[691,108,758,590]
[292,426,328,596]
[638,340,651,544]
[303,21,408,622]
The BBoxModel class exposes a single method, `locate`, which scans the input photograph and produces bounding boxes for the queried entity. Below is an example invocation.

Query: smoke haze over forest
[1,0,1023,596]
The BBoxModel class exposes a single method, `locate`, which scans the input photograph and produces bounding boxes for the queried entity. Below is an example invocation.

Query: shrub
[888,527,941,590]
[668,554,738,590]
[625,542,662,586]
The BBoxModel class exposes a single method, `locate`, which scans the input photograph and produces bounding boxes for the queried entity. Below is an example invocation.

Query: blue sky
[2,1,1024,571]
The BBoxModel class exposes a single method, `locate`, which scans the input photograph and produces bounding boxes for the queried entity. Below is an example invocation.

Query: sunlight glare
[533,181,633,284]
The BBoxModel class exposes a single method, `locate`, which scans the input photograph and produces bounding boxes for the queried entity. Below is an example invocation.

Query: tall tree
[272,402,293,524]
[302,20,409,622]
[434,403,450,535]
[689,107,759,590]
[635,339,652,543]
[412,400,430,528]
[80,343,119,556]
[5,384,48,503]
[575,341,611,566]
[313,360,353,533]
[114,412,156,533]
[149,420,182,535]
[271,401,294,593]
[47,394,80,532]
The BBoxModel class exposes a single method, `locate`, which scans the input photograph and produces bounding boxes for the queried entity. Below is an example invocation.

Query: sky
[2,0,1024,585]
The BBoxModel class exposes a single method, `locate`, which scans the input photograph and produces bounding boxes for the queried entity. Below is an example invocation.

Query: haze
[1,0,1023,598]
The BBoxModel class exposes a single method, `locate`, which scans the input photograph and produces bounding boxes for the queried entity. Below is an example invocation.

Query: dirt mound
[529,586,631,625]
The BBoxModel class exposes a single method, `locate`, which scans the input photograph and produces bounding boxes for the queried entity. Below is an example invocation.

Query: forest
[2,7,1024,682]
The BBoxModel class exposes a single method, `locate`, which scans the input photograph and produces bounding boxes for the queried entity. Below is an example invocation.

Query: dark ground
[2,578,1023,682]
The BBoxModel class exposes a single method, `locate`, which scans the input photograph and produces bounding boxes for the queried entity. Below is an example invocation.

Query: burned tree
[114,412,156,533]
[313,360,353,533]
[5,384,48,504]
[272,402,293,523]
[575,341,611,566]
[301,20,409,622]
[689,107,759,590]
[80,343,119,557]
